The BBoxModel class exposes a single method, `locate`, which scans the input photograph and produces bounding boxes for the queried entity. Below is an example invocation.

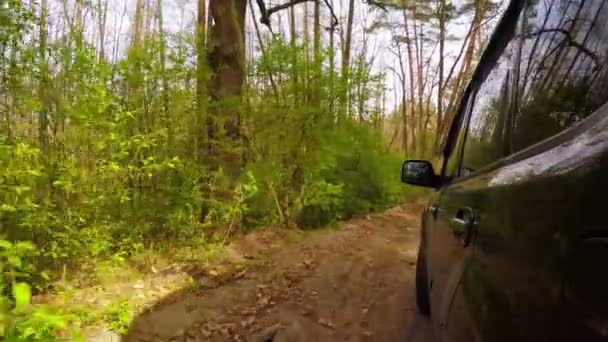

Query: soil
[123,202,430,342]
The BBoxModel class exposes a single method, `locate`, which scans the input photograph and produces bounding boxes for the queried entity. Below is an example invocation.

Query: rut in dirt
[124,203,426,342]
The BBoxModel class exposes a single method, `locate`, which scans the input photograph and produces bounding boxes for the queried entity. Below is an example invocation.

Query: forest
[0,0,501,339]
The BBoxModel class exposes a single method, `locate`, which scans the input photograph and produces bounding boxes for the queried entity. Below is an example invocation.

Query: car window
[512,0,608,153]
[459,9,523,175]
[443,93,475,181]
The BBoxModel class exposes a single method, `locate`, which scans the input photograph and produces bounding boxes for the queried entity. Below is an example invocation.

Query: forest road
[124,202,435,342]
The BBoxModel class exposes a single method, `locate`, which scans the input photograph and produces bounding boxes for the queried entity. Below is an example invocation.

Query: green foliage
[0,240,67,340]
[204,171,259,232]
[103,299,134,335]
[0,0,411,336]
[246,38,408,229]
[296,181,345,227]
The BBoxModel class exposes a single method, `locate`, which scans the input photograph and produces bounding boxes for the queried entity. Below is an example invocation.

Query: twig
[268,182,286,225]
[528,28,600,65]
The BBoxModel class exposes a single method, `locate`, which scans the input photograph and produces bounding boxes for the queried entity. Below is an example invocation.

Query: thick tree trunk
[207,1,247,102]
[207,0,247,155]
[200,0,247,222]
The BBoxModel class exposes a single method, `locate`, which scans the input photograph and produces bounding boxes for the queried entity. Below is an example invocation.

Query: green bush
[0,240,67,340]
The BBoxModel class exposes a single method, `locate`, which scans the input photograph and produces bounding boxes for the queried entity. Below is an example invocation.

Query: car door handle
[451,217,469,237]
[429,205,439,218]
[450,207,476,247]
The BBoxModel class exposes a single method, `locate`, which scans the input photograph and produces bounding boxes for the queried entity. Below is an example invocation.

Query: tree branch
[364,0,401,11]
[529,28,600,65]
[323,0,339,29]
[258,0,315,28]
[442,8,502,94]
[258,0,339,31]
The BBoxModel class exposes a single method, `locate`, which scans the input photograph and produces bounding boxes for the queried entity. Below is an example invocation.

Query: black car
[402,0,608,341]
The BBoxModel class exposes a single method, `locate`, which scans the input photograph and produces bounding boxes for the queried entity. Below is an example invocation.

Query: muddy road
[124,203,434,342]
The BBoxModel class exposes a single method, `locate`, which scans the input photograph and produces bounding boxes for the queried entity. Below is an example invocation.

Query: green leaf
[15,241,35,252]
[0,204,17,213]
[13,185,31,195]
[0,240,12,249]
[13,282,31,311]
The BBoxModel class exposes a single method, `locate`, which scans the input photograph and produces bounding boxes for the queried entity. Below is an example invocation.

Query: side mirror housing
[401,160,440,188]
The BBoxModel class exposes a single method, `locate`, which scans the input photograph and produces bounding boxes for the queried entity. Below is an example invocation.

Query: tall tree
[340,0,356,120]
[436,0,447,148]
[313,0,322,104]
[96,0,109,61]
[206,0,247,167]
[196,0,208,160]
[39,0,49,156]
[401,4,418,155]
[157,0,172,148]
[328,0,336,116]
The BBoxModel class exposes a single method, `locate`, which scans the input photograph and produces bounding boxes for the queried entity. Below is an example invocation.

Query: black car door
[507,0,608,340]
[426,88,475,339]
[443,0,608,341]
[426,2,525,341]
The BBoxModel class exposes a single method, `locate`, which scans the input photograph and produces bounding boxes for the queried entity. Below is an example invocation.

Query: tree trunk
[340,0,355,121]
[435,0,484,155]
[415,18,424,156]
[313,0,322,104]
[96,0,108,62]
[289,3,298,105]
[74,0,84,48]
[39,0,49,156]
[436,0,446,149]
[202,0,247,219]
[208,1,247,101]
[402,6,417,156]
[157,0,172,149]
[303,2,310,103]
[395,43,409,156]
[130,0,146,133]
[196,0,208,161]
[133,0,146,46]
[207,0,247,158]
[328,0,336,117]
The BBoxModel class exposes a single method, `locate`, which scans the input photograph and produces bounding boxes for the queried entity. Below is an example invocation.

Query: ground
[120,202,434,342]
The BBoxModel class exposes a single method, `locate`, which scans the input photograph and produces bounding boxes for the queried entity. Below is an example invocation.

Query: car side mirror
[401,160,440,188]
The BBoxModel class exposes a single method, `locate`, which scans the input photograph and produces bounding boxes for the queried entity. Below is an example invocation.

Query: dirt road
[124,203,433,342]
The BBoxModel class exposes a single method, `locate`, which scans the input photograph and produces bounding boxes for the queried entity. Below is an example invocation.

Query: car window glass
[444,94,475,181]
[460,11,523,175]
[512,0,608,153]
